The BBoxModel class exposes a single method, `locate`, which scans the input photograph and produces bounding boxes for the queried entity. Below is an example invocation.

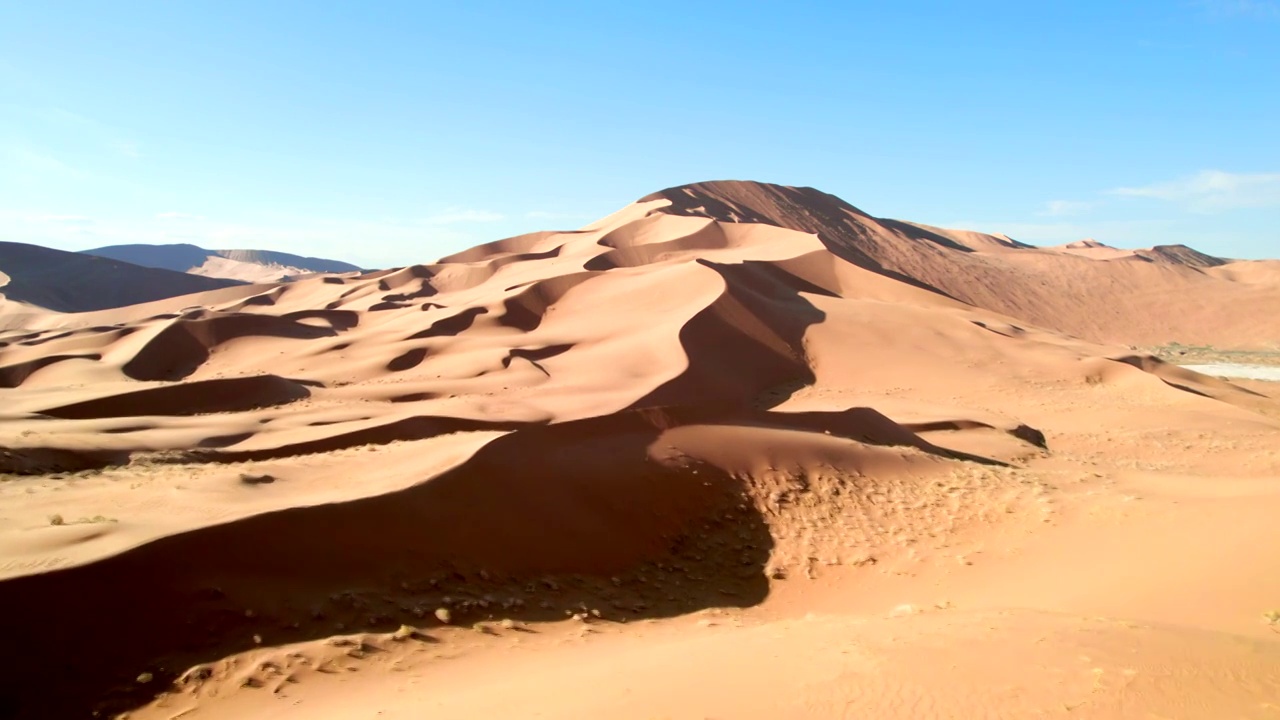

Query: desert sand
[82,244,364,284]
[0,241,245,314]
[1,181,1278,719]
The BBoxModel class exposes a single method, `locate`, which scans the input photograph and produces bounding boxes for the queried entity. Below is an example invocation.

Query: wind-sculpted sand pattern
[1,182,1278,719]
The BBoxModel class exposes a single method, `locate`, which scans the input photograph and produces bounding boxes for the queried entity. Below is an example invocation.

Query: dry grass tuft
[391,624,419,641]
[47,513,117,526]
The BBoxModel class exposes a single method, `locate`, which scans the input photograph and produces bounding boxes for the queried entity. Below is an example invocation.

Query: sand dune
[1052,239,1231,268]
[203,610,1279,720]
[645,182,1280,346]
[0,241,245,313]
[0,180,1278,719]
[1052,238,1136,260]
[83,243,363,283]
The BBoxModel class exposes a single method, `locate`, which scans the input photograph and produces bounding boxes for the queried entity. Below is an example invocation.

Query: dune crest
[1,180,1278,719]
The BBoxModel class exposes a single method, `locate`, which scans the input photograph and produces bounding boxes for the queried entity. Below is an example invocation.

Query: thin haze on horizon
[1,1,1277,269]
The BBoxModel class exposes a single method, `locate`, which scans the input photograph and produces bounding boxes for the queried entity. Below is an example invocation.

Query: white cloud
[1198,0,1280,19]
[959,221,1088,245]
[525,210,584,220]
[0,210,495,269]
[30,214,94,225]
[423,209,504,225]
[942,218,1179,247]
[1110,170,1280,212]
[19,107,143,159]
[3,145,85,178]
[111,139,141,158]
[1038,200,1094,217]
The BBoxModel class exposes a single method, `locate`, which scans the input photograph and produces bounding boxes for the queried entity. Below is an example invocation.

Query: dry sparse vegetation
[391,624,419,641]
[47,513,117,526]
[1146,343,1280,367]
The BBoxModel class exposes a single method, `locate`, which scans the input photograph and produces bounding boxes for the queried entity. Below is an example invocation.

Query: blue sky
[2,1,1277,268]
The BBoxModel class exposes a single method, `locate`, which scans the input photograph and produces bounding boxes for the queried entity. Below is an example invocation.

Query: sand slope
[0,241,245,313]
[0,181,1278,719]
[645,182,1280,346]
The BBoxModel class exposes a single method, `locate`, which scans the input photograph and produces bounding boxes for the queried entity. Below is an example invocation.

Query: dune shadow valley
[3,181,1280,720]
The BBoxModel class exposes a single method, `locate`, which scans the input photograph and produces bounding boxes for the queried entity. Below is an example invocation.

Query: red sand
[1,181,1278,719]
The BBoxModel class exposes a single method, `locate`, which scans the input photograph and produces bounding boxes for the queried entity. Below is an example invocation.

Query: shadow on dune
[642,182,967,303]
[0,198,1036,717]
[123,311,358,381]
[0,353,103,388]
[1110,354,1268,399]
[0,411,777,719]
[38,375,313,419]
[632,259,829,410]
[0,398,1014,719]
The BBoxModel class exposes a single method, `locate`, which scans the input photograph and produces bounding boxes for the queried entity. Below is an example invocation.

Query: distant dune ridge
[83,242,363,283]
[1,180,1279,719]
[638,182,1276,346]
[1,178,1276,462]
[0,241,245,313]
[1054,237,1230,267]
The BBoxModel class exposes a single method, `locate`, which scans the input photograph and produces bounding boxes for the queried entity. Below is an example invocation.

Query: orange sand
[1,181,1277,719]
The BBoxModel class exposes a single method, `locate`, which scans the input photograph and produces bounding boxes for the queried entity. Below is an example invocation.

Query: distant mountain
[0,241,245,313]
[82,243,362,283]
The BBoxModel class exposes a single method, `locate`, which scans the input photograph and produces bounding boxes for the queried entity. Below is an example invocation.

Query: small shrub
[79,515,117,524]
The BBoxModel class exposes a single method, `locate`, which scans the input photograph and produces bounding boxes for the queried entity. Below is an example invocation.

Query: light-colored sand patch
[1183,363,1280,381]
